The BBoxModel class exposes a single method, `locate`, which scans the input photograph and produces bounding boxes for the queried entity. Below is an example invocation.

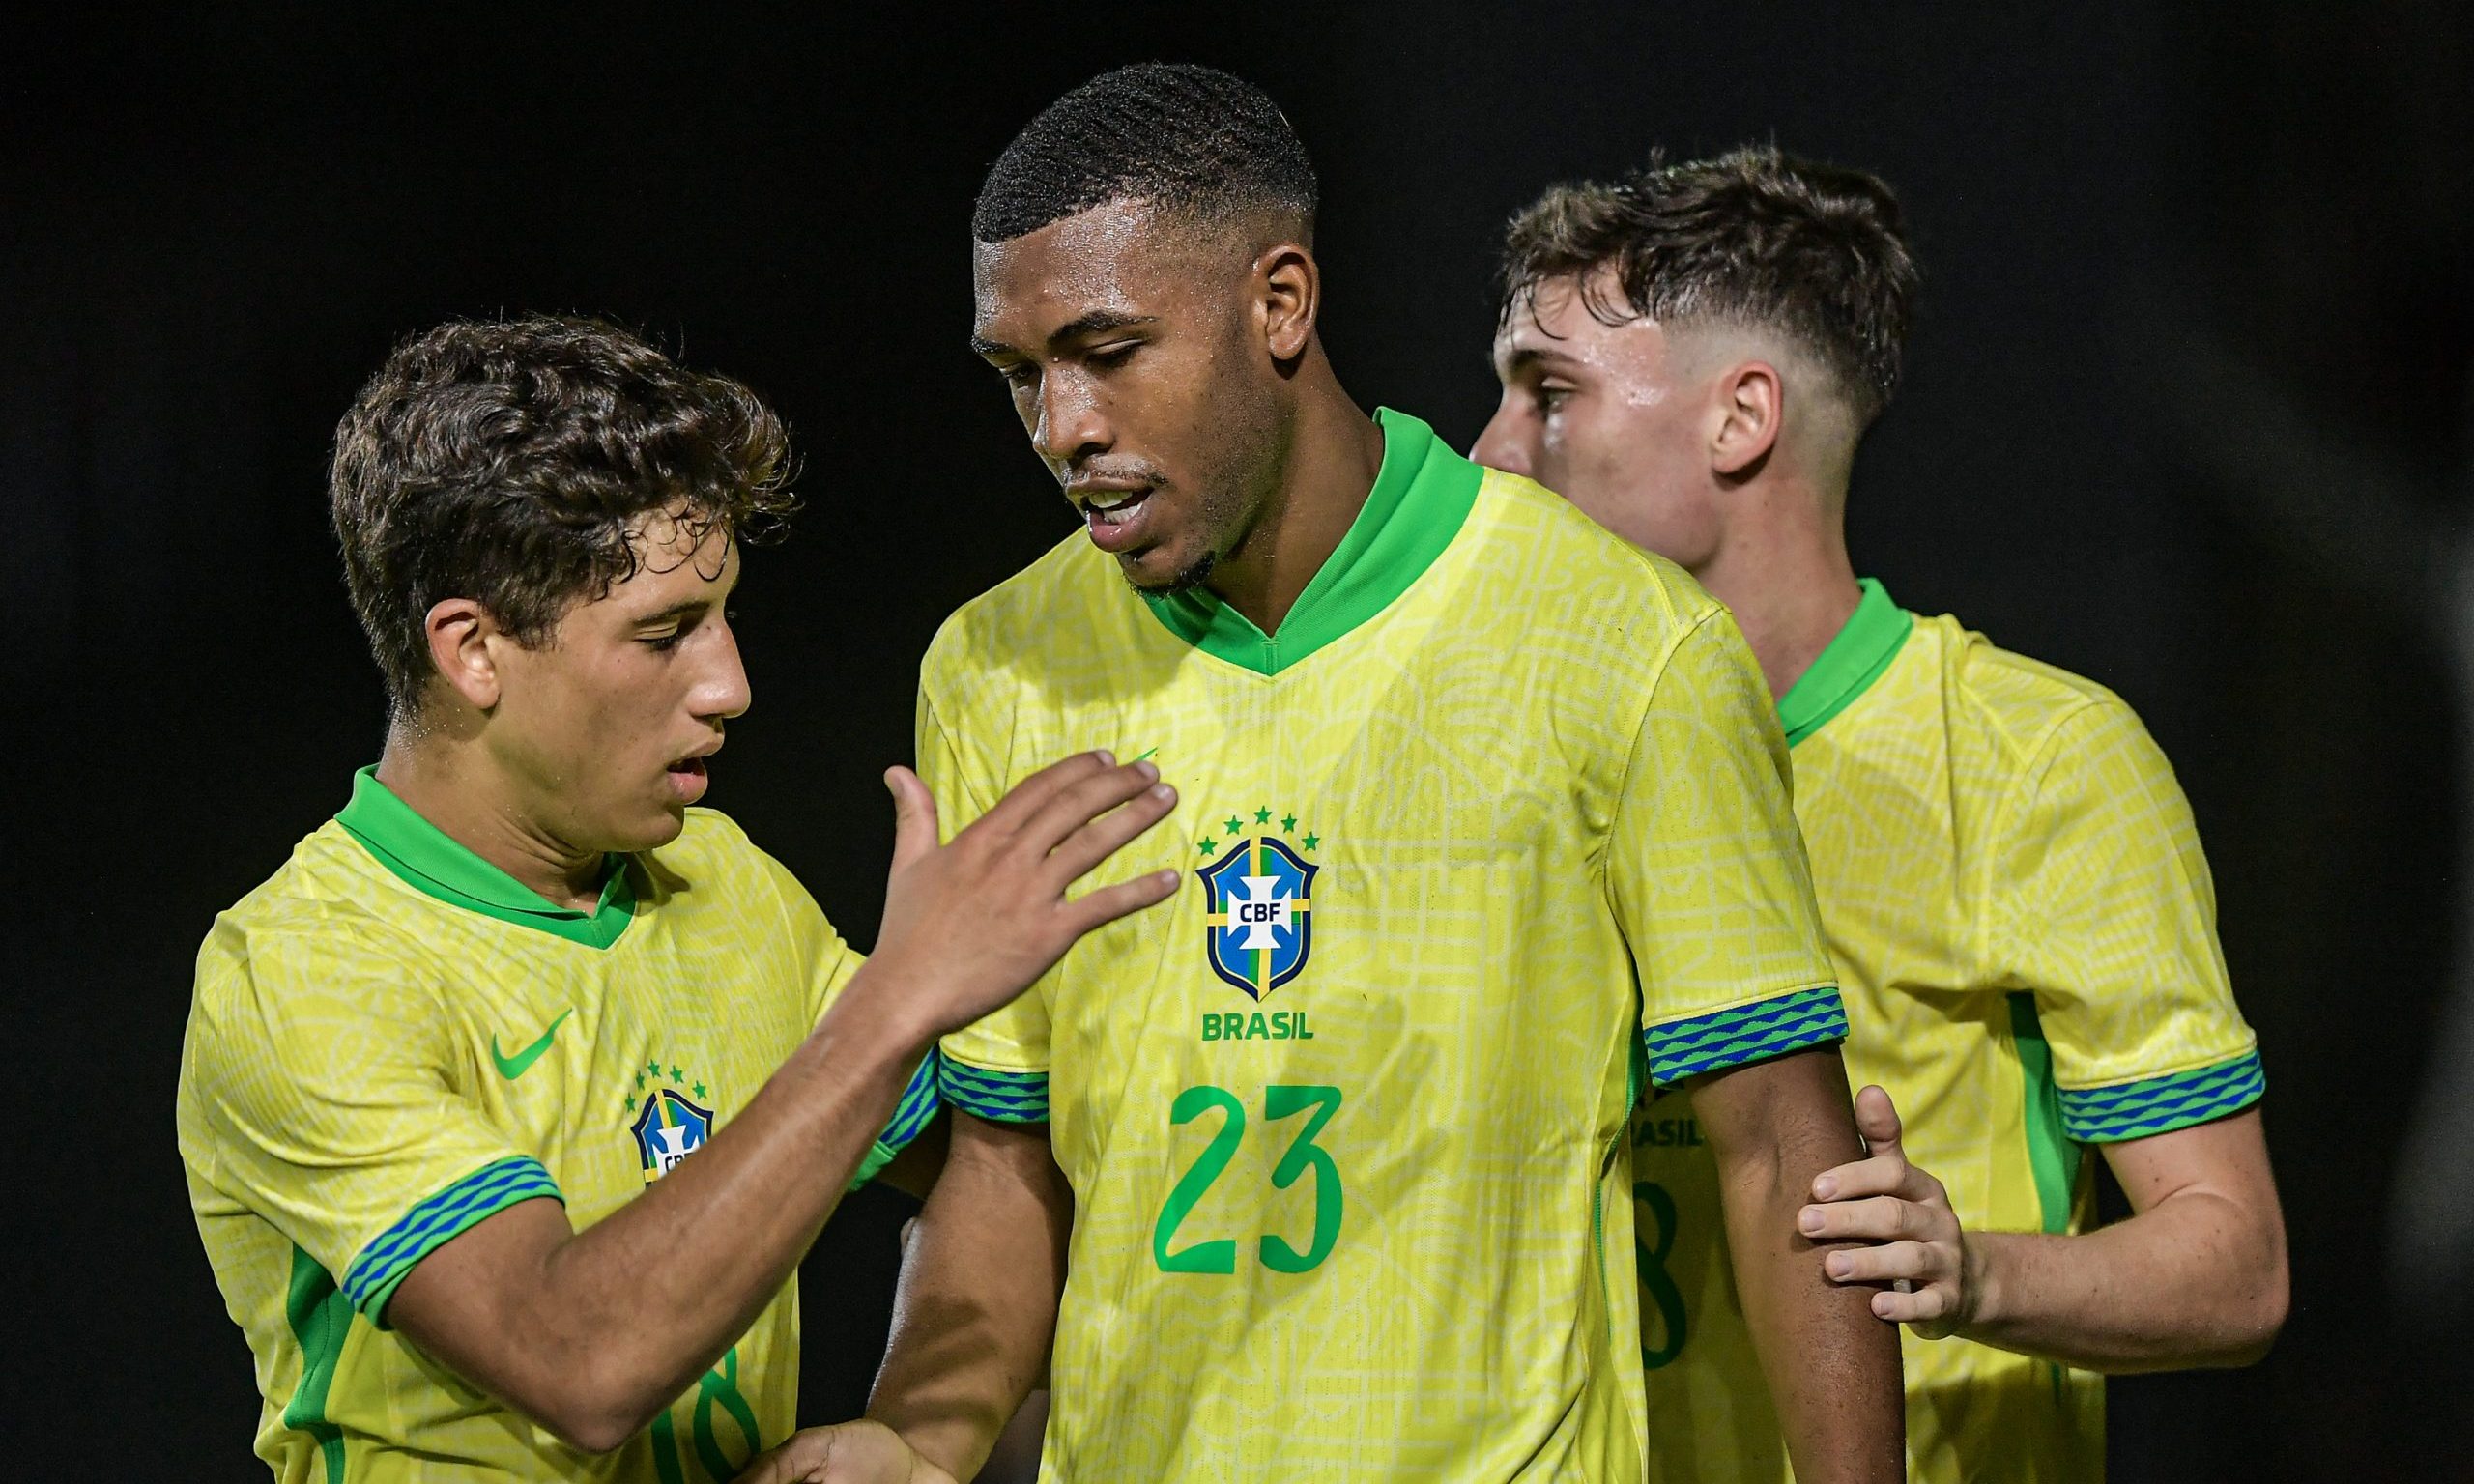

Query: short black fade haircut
[330,316,796,719]
[1499,146,1918,426]
[973,62,1317,244]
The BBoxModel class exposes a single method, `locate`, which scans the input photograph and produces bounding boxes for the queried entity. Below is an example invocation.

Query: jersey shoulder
[1910,613,2158,784]
[1464,468,1724,646]
[920,529,1139,698]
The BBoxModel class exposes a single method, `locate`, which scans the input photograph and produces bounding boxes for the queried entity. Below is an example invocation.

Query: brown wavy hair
[330,316,796,719]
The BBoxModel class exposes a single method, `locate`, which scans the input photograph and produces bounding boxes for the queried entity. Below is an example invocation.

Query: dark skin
[743,198,1901,1484]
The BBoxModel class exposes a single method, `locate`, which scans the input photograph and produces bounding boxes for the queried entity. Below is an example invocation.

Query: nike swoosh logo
[491,1009,573,1081]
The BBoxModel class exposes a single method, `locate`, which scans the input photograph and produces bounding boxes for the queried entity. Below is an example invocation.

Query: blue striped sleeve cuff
[2058,1050,2265,1142]
[850,1053,945,1189]
[938,1058,1050,1124]
[344,1156,562,1322]
[1644,985,1850,1089]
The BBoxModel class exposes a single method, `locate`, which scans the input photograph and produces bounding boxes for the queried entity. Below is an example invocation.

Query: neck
[374,726,609,912]
[1203,356,1386,636]
[1691,476,1863,699]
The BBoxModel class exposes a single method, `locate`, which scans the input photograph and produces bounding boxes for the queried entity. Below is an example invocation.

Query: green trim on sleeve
[282,1245,352,1484]
[335,768,636,949]
[1642,985,1849,1089]
[849,1053,944,1189]
[2057,1051,2266,1143]
[1776,578,1914,747]
[342,1156,563,1323]
[2008,993,2085,1235]
[938,1058,1050,1124]
[1139,409,1484,675]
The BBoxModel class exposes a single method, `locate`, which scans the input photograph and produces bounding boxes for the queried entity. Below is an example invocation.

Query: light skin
[1474,266,2290,1374]
[375,506,1185,1454]
[754,204,1904,1484]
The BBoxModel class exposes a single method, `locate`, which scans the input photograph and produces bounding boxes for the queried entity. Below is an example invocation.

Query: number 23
[1152,1083,1344,1274]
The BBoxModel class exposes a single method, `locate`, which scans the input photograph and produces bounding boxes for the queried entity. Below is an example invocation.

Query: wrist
[1956,1228,1998,1331]
[816,960,945,1074]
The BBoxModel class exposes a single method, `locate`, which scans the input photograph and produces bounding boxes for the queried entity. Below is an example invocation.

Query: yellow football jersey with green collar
[178,769,938,1484]
[925,409,1848,1482]
[1630,580,2264,1483]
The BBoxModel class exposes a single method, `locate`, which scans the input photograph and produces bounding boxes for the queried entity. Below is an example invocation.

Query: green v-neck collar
[334,767,636,949]
[1777,578,1914,748]
[1138,407,1484,675]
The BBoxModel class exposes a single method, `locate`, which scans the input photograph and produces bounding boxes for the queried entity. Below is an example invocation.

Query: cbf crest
[1195,806,1321,999]
[629,1060,714,1184]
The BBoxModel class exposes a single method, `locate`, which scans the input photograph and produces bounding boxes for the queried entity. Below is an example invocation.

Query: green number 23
[1153,1083,1344,1274]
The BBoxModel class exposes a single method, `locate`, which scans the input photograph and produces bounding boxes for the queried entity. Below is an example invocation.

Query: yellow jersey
[926,410,1846,1482]
[177,769,937,1484]
[1631,580,2263,1482]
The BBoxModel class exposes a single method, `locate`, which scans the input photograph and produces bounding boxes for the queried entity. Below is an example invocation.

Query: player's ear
[1711,360,1784,478]
[424,597,503,711]
[1255,241,1320,363]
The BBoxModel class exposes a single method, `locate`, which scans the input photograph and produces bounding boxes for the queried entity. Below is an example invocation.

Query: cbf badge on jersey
[1196,806,1321,1000]
[631,1083,713,1184]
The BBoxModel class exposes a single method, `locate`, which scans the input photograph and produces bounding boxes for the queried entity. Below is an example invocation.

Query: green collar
[334,767,636,949]
[1139,407,1483,675]
[1777,578,1914,748]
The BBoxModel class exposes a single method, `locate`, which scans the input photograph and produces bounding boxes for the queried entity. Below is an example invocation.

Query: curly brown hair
[1498,146,1918,426]
[330,316,797,719]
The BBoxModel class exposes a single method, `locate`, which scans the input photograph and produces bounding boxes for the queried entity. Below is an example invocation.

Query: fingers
[1064,868,1184,934]
[1822,1239,1949,1287]
[1797,1192,1934,1243]
[732,1427,834,1483]
[1853,1084,1904,1159]
[1018,758,1165,861]
[1871,1279,1960,1327]
[975,751,1118,835]
[884,768,941,874]
[1044,775,1179,883]
[1810,1152,1910,1203]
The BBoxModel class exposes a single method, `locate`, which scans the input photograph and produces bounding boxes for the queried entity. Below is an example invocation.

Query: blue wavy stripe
[343,1156,560,1310]
[1646,987,1850,1087]
[938,1059,1050,1124]
[878,1053,943,1151]
[2059,1051,2265,1142]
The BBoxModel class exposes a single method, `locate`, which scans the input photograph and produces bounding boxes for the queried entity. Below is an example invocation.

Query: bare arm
[1809,1090,2287,1372]
[866,1111,1071,1480]
[1690,1045,1906,1484]
[388,753,1178,1452]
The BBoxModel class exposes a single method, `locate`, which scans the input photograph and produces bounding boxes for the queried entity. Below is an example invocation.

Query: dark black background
[10,5,2468,1478]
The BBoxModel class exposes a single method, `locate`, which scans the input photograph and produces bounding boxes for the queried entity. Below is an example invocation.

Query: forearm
[1698,1050,1905,1483]
[869,1114,1069,1480]
[1961,1188,2287,1372]
[409,970,932,1449]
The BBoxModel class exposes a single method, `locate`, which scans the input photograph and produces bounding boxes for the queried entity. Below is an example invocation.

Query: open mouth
[1077,485,1157,552]
[664,754,709,802]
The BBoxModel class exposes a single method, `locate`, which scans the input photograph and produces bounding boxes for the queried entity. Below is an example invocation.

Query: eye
[999,362,1040,390]
[642,630,686,653]
[1537,381,1576,414]
[1088,340,1140,369]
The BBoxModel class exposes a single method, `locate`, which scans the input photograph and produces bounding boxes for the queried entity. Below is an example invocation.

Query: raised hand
[1798,1083,1974,1336]
[870,751,1179,1035]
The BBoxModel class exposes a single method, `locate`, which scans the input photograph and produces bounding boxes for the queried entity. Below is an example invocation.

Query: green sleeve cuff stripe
[1645,986,1849,1087]
[2059,1050,2264,1142]
[879,1053,943,1153]
[849,1139,901,1191]
[938,1059,1050,1123]
[342,1156,561,1316]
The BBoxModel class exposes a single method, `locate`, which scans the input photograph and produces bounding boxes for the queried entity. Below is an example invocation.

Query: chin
[1120,544,1217,595]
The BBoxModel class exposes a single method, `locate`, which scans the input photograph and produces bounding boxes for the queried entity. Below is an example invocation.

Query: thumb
[885,767,940,873]
[1854,1083,1905,1160]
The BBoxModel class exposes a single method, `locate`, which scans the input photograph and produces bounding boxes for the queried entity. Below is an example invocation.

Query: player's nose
[1470,405,1532,477]
[696,625,752,722]
[1033,376,1111,466]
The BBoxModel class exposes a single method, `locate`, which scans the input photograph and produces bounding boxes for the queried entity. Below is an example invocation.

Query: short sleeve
[183,924,557,1324]
[918,684,1052,1124]
[1992,700,2262,1142]
[1610,609,1846,1088]
[746,843,938,1184]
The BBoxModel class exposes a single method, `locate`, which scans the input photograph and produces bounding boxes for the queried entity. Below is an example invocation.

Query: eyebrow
[970,309,1161,359]
[630,597,714,629]
[1500,344,1579,375]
